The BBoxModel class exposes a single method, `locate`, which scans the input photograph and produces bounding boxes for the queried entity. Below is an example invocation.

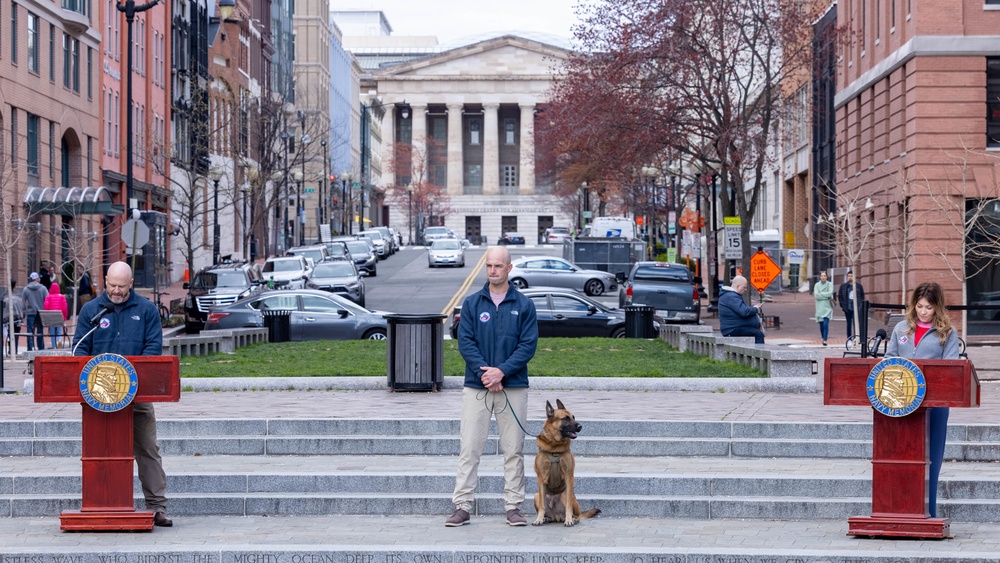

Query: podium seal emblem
[866,357,926,417]
[79,353,139,412]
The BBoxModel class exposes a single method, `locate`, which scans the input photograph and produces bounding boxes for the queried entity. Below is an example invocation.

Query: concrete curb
[179,375,819,393]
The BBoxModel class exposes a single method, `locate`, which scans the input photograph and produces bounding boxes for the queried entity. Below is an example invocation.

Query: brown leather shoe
[153,512,173,527]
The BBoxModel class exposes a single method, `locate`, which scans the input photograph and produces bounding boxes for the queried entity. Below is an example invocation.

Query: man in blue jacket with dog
[447,246,537,527]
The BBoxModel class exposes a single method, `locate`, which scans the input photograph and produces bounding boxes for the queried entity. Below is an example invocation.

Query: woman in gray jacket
[885,282,960,519]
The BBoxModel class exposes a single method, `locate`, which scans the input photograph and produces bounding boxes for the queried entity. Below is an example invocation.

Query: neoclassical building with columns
[370,33,574,244]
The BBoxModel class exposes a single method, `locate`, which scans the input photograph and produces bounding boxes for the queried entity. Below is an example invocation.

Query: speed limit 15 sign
[724,216,741,259]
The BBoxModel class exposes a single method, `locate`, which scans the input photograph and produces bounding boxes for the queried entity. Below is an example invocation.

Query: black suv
[183,260,264,333]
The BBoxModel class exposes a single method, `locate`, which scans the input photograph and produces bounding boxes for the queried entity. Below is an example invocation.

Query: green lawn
[178,338,764,379]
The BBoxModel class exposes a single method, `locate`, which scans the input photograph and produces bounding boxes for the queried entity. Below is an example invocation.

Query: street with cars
[186,237,645,340]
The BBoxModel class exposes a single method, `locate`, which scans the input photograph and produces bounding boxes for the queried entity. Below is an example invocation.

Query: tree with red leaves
[383,139,451,244]
[542,0,827,283]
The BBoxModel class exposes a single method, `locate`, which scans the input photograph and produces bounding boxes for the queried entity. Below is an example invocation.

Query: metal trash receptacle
[261,309,292,343]
[385,313,447,391]
[624,305,656,338]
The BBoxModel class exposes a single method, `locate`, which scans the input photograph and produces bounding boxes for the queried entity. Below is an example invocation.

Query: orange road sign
[749,249,781,293]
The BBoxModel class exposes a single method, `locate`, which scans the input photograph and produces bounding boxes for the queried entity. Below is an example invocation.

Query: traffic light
[329,174,336,182]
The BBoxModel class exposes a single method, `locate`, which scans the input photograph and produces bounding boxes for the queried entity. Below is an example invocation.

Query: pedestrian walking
[814,272,834,346]
[885,282,959,519]
[22,272,49,351]
[447,246,538,528]
[838,271,865,341]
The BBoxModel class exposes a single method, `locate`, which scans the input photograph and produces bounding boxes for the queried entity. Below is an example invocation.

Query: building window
[49,23,54,81]
[504,118,516,145]
[469,119,480,145]
[61,0,87,17]
[71,37,79,92]
[466,164,482,188]
[11,2,18,64]
[48,121,54,179]
[27,12,37,73]
[26,114,39,176]
[502,164,518,191]
[87,136,92,185]
[86,46,92,98]
[62,33,70,87]
[10,109,17,168]
[988,58,1000,149]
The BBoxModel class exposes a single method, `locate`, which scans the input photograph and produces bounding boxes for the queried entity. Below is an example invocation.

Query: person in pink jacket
[43,282,69,348]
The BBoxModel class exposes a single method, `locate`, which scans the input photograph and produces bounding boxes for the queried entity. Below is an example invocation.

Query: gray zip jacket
[885,320,960,360]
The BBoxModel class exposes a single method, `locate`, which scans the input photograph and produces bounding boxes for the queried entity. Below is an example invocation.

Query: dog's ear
[546,400,555,418]
[556,399,566,411]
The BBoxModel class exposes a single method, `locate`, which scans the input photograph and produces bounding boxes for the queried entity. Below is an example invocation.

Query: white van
[584,217,637,239]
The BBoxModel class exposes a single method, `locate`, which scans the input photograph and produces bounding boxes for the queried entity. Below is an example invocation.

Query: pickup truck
[617,262,700,324]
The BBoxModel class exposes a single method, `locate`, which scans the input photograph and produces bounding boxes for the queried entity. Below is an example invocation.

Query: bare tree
[822,187,878,341]
[382,140,452,242]
[57,219,106,326]
[0,115,27,349]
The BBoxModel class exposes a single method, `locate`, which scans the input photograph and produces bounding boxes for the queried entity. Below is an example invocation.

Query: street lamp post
[407,184,414,245]
[642,166,658,258]
[293,171,303,246]
[320,140,328,235]
[209,167,223,265]
[340,172,352,235]
[668,163,680,251]
[118,0,161,205]
[270,170,283,255]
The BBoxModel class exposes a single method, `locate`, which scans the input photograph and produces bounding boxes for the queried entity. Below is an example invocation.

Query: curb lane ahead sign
[749,249,781,293]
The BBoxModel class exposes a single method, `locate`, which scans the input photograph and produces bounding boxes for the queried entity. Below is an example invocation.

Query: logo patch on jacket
[511,310,518,316]
[99,318,111,329]
[898,335,908,344]
[479,312,491,323]
[131,315,140,321]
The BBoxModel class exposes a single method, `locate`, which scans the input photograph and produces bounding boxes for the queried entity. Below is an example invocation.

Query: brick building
[834,0,1000,335]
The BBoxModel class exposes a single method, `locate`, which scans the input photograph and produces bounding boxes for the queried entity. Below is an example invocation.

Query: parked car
[320,241,351,260]
[183,260,264,334]
[306,259,366,306]
[370,226,397,254]
[450,287,655,339]
[261,255,312,289]
[427,239,466,267]
[543,226,572,245]
[287,244,330,265]
[498,232,526,245]
[203,289,388,341]
[618,261,700,324]
[343,239,377,276]
[422,226,454,245]
[508,256,618,296]
[359,230,389,259]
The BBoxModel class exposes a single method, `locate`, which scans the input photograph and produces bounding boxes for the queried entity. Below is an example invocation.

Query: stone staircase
[4,418,1000,525]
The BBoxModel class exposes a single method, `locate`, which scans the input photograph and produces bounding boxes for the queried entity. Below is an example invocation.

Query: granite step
[2,418,1000,460]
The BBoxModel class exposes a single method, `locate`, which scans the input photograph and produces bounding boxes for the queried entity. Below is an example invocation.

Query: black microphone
[89,303,115,324]
[871,328,888,357]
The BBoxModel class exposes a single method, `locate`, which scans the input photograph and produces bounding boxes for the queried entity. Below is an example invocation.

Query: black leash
[477,388,538,438]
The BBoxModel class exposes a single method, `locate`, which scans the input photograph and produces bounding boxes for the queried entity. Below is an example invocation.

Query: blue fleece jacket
[718,287,760,336]
[73,290,162,356]
[457,282,537,389]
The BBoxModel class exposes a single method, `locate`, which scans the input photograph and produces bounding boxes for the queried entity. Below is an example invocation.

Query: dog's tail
[580,508,601,520]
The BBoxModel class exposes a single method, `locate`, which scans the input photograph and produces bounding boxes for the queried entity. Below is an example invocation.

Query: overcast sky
[337,0,583,44]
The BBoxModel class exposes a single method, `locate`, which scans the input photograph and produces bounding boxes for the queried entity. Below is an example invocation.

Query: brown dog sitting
[532,399,601,526]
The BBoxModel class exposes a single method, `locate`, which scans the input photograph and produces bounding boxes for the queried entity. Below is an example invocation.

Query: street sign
[788,249,805,265]
[668,211,676,234]
[121,219,149,250]
[723,216,741,260]
[749,249,781,293]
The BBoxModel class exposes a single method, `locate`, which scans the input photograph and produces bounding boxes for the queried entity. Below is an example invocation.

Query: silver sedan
[507,256,618,296]
[427,239,466,267]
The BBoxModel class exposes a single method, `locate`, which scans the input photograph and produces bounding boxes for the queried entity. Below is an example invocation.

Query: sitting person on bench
[719,275,765,344]
[2,280,23,356]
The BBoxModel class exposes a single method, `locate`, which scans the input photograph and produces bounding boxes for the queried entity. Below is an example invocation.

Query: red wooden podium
[825,357,979,539]
[34,355,180,531]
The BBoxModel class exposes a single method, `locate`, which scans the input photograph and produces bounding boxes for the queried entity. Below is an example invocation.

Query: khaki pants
[133,402,167,511]
[452,387,528,512]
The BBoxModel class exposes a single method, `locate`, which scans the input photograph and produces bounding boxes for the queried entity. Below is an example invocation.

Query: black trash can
[262,309,292,343]
[385,313,447,391]
[624,305,656,338]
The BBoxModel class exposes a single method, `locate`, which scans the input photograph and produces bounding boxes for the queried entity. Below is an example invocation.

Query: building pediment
[374,35,572,80]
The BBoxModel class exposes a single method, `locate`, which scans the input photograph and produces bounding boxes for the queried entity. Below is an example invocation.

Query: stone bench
[686,334,756,361]
[164,328,268,357]
[659,324,713,352]
[22,349,72,375]
[722,344,821,378]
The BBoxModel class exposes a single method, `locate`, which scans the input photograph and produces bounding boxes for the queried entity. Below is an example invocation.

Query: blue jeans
[928,407,949,518]
[50,325,63,348]
[844,310,855,338]
[26,313,44,351]
[818,318,829,342]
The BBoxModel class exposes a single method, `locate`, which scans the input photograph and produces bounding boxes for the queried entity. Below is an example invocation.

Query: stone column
[381,106,396,187]
[447,103,464,195]
[482,102,500,195]
[410,103,427,185]
[519,103,535,195]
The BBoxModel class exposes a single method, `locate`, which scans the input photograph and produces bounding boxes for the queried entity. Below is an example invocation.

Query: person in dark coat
[719,275,765,344]
[837,271,865,340]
